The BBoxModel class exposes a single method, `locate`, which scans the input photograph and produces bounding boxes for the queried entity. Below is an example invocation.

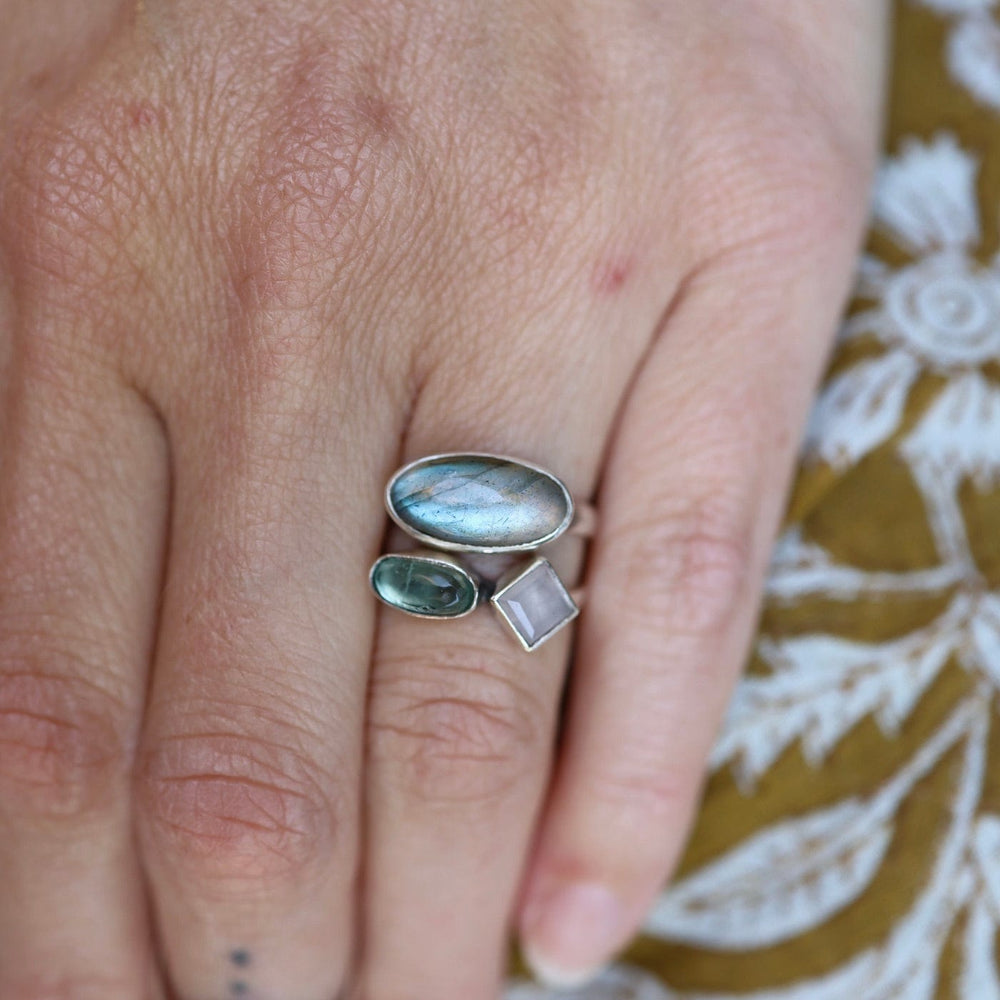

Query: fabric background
[502,2,1000,996]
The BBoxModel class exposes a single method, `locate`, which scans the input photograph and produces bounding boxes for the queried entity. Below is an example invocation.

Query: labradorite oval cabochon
[387,455,572,551]
[371,555,477,617]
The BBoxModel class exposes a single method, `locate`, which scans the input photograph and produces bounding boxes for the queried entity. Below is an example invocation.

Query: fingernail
[520,881,625,990]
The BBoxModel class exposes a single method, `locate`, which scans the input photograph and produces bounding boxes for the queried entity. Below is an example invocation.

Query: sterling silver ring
[369,452,593,651]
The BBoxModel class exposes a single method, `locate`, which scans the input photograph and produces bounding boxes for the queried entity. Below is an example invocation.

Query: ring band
[565,501,597,540]
[370,452,594,651]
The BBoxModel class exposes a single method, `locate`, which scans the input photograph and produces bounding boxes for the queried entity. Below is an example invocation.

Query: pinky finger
[513,227,863,987]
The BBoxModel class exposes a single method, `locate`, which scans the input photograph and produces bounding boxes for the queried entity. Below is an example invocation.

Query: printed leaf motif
[901,372,1000,487]
[766,528,965,602]
[960,895,1000,1000]
[854,705,988,1000]
[915,0,996,13]
[949,13,1000,110]
[711,602,965,786]
[886,961,939,1000]
[642,798,893,949]
[973,815,1000,911]
[970,596,1000,690]
[959,818,1000,998]
[873,135,980,252]
[855,253,894,300]
[642,706,986,999]
[654,705,982,954]
[805,349,921,469]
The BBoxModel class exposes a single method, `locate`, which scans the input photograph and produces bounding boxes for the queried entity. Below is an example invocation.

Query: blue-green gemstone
[387,455,572,551]
[370,555,478,618]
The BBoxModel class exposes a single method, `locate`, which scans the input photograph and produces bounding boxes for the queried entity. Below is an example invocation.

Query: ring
[369,452,593,651]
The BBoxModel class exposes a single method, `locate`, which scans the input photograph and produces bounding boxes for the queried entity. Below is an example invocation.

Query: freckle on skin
[591,255,634,296]
[230,949,251,967]
[354,88,398,140]
[126,102,161,129]
[229,981,250,996]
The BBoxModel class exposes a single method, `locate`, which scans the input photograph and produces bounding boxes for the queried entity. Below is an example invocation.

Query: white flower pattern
[916,0,1000,112]
[504,15,1000,1000]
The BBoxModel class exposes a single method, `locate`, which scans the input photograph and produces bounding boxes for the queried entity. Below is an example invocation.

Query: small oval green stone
[371,555,478,618]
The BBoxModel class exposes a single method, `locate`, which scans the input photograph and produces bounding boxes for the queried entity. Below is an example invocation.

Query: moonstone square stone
[492,558,578,651]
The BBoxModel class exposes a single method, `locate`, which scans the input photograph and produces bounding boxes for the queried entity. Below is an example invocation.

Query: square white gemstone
[492,558,578,651]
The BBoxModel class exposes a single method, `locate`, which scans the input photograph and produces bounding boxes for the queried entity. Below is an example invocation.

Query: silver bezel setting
[489,556,580,652]
[383,451,575,554]
[369,551,481,621]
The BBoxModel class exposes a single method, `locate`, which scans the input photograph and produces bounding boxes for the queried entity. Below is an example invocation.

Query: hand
[0,2,887,997]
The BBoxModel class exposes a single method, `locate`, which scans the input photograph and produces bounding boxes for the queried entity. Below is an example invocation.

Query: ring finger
[354,274,674,1000]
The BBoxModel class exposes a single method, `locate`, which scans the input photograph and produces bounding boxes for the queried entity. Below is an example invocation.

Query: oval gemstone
[370,554,478,618]
[387,455,572,551]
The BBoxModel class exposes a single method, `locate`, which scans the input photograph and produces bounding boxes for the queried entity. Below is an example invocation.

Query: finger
[360,555,579,1000]
[0,346,167,996]
[354,267,674,1000]
[512,205,872,987]
[134,345,400,1000]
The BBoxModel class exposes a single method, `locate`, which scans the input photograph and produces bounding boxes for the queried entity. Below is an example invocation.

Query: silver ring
[369,452,593,651]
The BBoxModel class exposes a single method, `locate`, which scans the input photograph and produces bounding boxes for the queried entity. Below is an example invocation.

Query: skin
[0,1,887,998]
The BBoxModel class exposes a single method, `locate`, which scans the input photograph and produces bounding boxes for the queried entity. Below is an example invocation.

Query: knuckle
[2,88,164,315]
[611,491,751,641]
[747,128,872,255]
[228,25,419,323]
[443,37,617,297]
[691,130,866,266]
[369,644,546,806]
[201,27,427,396]
[1,15,424,382]
[681,44,876,261]
[458,85,602,251]
[0,651,127,820]
[136,721,341,885]
[239,96,408,309]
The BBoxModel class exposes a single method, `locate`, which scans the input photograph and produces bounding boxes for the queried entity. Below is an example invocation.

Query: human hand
[0,2,886,997]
